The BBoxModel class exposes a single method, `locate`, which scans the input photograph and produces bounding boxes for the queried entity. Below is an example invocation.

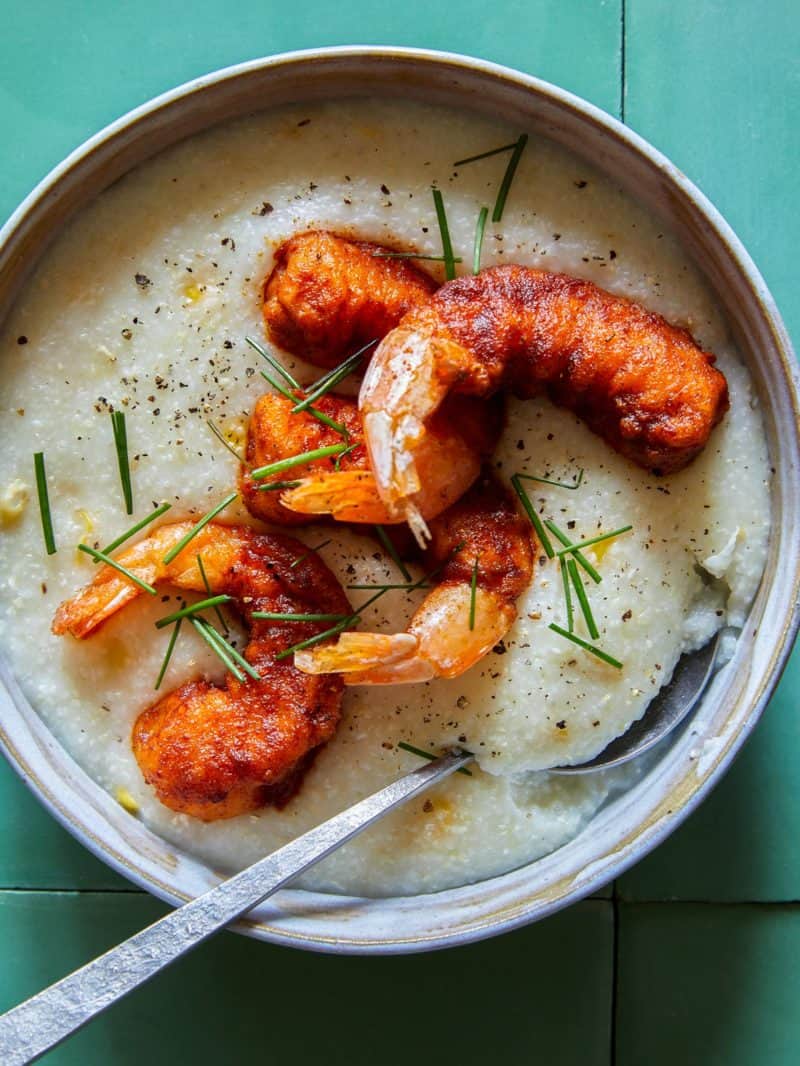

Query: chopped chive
[275,614,360,661]
[544,519,602,584]
[206,419,244,462]
[373,524,412,582]
[511,474,554,558]
[432,187,457,281]
[453,141,521,167]
[256,480,302,492]
[110,410,134,515]
[555,526,633,559]
[560,557,574,633]
[468,555,480,630]
[252,611,350,622]
[548,622,623,669]
[516,468,584,491]
[290,538,332,568]
[33,451,56,555]
[155,618,182,690]
[292,340,376,414]
[259,367,295,402]
[492,134,528,222]
[197,553,229,633]
[251,444,347,481]
[334,443,359,471]
[397,740,473,776]
[99,502,172,558]
[472,206,488,275]
[245,336,299,389]
[255,358,349,439]
[77,544,157,595]
[161,492,238,565]
[190,617,245,682]
[568,559,599,640]
[155,595,232,629]
[195,618,261,681]
[371,252,464,263]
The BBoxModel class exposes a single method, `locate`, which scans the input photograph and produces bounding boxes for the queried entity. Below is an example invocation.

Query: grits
[0,99,770,895]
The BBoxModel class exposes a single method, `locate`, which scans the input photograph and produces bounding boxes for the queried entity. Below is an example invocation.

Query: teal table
[1,4,798,1063]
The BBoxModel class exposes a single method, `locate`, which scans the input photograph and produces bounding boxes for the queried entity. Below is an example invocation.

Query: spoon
[0,749,472,1066]
[551,633,721,774]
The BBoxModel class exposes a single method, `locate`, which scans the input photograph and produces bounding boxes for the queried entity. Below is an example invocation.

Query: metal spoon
[0,749,472,1066]
[551,633,721,774]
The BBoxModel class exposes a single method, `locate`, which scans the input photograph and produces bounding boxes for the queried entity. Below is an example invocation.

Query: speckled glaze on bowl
[0,48,798,954]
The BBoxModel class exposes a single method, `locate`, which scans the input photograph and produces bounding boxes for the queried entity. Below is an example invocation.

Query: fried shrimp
[358,266,730,539]
[295,473,535,684]
[240,390,502,527]
[52,522,349,820]
[262,230,437,369]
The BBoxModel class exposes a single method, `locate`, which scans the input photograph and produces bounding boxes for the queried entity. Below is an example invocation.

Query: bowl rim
[1,45,798,954]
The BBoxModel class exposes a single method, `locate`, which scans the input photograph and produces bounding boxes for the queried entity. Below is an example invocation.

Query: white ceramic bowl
[1,48,798,954]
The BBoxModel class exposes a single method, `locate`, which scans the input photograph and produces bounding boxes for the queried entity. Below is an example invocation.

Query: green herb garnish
[252,611,350,622]
[555,526,633,559]
[334,443,359,470]
[290,538,332,568]
[255,480,302,493]
[432,187,457,281]
[247,336,349,438]
[161,492,238,565]
[292,340,375,414]
[397,741,473,776]
[511,474,554,558]
[568,559,599,640]
[190,617,245,682]
[374,524,413,582]
[250,444,348,481]
[544,519,601,584]
[560,557,574,633]
[469,555,480,630]
[33,451,56,555]
[515,468,584,491]
[548,622,622,669]
[274,614,361,661]
[155,595,233,629]
[77,544,157,595]
[99,502,171,558]
[245,335,300,389]
[110,410,133,515]
[453,141,522,167]
[472,206,488,275]
[492,134,528,222]
[197,553,229,633]
[206,419,244,462]
[155,618,182,690]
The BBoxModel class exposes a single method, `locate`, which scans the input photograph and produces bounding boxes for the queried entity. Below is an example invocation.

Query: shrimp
[52,522,350,820]
[240,390,502,527]
[295,473,535,684]
[262,230,437,369]
[357,266,730,539]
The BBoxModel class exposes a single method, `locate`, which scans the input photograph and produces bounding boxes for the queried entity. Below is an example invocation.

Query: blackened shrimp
[295,473,535,684]
[358,266,729,539]
[262,230,437,369]
[52,522,349,820]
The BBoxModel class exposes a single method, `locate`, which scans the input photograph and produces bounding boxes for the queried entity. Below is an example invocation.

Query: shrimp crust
[262,230,437,369]
[53,522,350,820]
[296,472,535,683]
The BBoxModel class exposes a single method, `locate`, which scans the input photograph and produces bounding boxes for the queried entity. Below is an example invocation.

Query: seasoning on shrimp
[52,521,350,821]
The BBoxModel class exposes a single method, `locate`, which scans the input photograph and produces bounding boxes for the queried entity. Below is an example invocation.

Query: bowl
[1,47,798,954]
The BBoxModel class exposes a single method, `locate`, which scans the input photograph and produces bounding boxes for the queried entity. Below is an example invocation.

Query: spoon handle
[0,750,472,1065]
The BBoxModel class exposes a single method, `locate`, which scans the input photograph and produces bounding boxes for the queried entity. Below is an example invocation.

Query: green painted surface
[617,903,800,1065]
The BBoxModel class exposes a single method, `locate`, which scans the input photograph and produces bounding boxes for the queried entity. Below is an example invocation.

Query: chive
[256,480,302,492]
[245,336,299,389]
[33,452,56,555]
[155,618,182,690]
[397,741,473,776]
[468,555,480,630]
[111,410,134,515]
[374,524,413,582]
[77,544,157,595]
[371,252,464,263]
[190,617,245,682]
[292,340,376,413]
[254,353,349,439]
[334,443,359,471]
[472,206,488,275]
[275,614,360,661]
[259,367,295,402]
[568,559,599,640]
[99,502,172,558]
[252,611,350,622]
[544,519,602,584]
[197,553,229,633]
[560,557,574,633]
[251,444,347,481]
[492,134,528,222]
[161,492,238,565]
[155,595,232,629]
[432,187,457,281]
[206,419,244,462]
[195,618,262,681]
[453,141,521,167]
[555,526,633,559]
[511,474,554,558]
[515,468,584,491]
[548,622,622,669]
[290,539,332,568]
